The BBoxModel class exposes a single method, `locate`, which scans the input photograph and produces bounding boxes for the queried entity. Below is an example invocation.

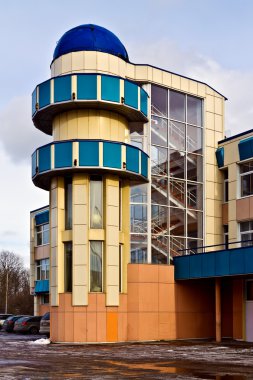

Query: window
[119,182,122,231]
[224,169,229,202]
[240,161,253,197]
[90,241,103,292]
[65,178,72,230]
[36,223,49,246]
[36,259,49,280]
[90,176,103,229]
[64,242,72,292]
[246,281,253,301]
[41,294,49,304]
[240,221,253,247]
[131,235,147,263]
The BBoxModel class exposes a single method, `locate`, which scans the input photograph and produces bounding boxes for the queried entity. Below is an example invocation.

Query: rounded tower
[31,24,149,342]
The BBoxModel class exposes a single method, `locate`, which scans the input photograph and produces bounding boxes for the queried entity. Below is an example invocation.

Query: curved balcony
[32,139,149,190]
[32,74,148,135]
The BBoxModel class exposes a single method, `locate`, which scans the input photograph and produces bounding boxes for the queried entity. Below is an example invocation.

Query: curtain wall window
[90,241,103,292]
[64,242,72,292]
[90,177,103,229]
[65,178,72,230]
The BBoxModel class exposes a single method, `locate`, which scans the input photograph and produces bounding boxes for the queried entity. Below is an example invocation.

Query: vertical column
[50,177,65,306]
[105,175,120,306]
[30,215,35,290]
[72,174,89,305]
[215,277,221,342]
[121,180,130,293]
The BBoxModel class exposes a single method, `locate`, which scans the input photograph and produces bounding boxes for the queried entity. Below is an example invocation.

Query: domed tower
[31,25,149,342]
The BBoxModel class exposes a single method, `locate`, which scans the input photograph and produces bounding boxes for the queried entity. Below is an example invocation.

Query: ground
[0,332,253,379]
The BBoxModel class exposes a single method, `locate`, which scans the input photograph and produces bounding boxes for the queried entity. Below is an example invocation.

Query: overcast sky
[1,0,253,265]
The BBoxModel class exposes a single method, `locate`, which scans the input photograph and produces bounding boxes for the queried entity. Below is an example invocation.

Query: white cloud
[0,95,51,162]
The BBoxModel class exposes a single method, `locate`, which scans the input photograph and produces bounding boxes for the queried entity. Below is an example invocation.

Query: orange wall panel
[106,312,118,342]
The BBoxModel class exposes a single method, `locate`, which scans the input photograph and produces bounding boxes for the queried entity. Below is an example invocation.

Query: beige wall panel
[126,63,135,79]
[51,227,57,248]
[189,80,198,94]
[106,245,119,266]
[215,97,223,115]
[229,181,237,201]
[99,111,111,140]
[153,68,163,84]
[106,285,119,306]
[215,131,224,143]
[62,54,72,74]
[162,71,172,87]
[228,162,238,182]
[73,224,87,245]
[51,266,57,287]
[107,205,119,226]
[74,184,87,204]
[206,87,215,96]
[74,245,87,266]
[51,247,57,267]
[54,57,62,77]
[171,74,180,89]
[109,55,119,75]
[84,51,97,70]
[205,95,215,113]
[67,111,78,139]
[88,110,100,139]
[61,230,72,242]
[205,147,216,165]
[106,226,119,246]
[107,265,119,286]
[147,66,153,81]
[74,265,87,286]
[206,112,215,130]
[72,51,84,71]
[73,286,87,305]
[89,229,105,241]
[77,110,89,138]
[206,199,215,217]
[97,52,109,73]
[59,113,68,140]
[118,59,126,78]
[180,77,189,92]
[107,185,119,206]
[198,83,206,97]
[206,129,215,148]
[135,66,148,81]
[214,217,223,235]
[51,208,57,228]
[229,220,238,242]
[206,181,215,199]
[224,146,239,166]
[73,204,87,225]
[214,114,223,133]
[228,200,237,221]
[205,216,215,235]
[205,164,215,182]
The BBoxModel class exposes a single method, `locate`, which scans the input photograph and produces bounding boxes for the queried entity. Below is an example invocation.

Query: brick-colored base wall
[50,264,243,343]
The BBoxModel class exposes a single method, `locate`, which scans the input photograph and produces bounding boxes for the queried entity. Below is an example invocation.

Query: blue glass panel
[77,75,97,100]
[126,146,139,173]
[32,151,37,177]
[101,76,120,102]
[124,80,138,109]
[35,210,49,225]
[54,76,71,102]
[103,142,121,169]
[202,253,216,277]
[215,147,224,168]
[38,145,51,173]
[55,142,73,168]
[141,88,148,116]
[141,152,148,178]
[79,141,99,166]
[32,88,37,116]
[215,250,229,276]
[39,80,51,109]
[238,137,253,161]
[189,255,202,278]
[35,280,49,293]
[174,256,190,279]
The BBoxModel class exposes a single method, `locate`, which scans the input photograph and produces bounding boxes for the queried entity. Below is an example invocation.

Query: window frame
[89,241,103,293]
[36,223,49,246]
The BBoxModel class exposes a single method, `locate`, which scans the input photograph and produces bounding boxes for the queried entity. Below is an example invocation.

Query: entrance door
[246,280,253,342]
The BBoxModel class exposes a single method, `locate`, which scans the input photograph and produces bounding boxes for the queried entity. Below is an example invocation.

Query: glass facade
[36,258,50,280]
[36,223,49,246]
[130,84,204,264]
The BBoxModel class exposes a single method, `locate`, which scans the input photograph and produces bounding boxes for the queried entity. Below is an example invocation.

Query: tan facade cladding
[218,130,253,247]
[51,51,225,251]
[52,110,129,143]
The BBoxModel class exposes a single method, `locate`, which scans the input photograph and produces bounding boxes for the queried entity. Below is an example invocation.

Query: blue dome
[53,24,129,63]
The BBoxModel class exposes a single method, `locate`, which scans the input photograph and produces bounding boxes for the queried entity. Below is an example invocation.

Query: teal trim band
[32,140,149,190]
[35,210,49,225]
[215,147,224,168]
[238,137,253,161]
[32,74,148,135]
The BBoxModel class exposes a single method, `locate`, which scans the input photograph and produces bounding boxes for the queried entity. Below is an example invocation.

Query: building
[30,24,253,343]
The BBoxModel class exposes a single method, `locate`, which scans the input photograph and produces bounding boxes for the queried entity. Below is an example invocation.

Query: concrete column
[215,277,221,342]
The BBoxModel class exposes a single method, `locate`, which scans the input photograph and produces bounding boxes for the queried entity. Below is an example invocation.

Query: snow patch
[29,338,50,345]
